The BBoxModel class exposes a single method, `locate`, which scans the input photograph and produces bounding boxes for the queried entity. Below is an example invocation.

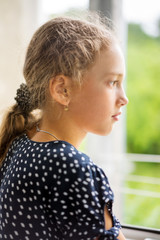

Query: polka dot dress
[0,134,121,240]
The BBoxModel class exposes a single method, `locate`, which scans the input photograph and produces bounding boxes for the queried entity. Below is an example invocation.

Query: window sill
[122,224,160,240]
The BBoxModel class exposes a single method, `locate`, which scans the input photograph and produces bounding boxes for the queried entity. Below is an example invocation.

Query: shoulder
[12,135,92,172]
[10,135,111,188]
[50,141,111,191]
[19,134,89,162]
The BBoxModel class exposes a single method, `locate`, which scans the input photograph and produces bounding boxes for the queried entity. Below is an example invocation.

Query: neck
[32,113,87,149]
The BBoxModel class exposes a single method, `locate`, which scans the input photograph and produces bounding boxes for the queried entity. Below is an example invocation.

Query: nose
[117,87,129,107]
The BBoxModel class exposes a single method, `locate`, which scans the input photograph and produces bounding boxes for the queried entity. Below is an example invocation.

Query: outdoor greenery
[124,162,160,229]
[125,24,160,229]
[126,24,160,154]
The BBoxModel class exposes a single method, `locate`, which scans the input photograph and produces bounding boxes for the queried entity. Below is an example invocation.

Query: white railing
[123,153,160,197]
[126,153,160,163]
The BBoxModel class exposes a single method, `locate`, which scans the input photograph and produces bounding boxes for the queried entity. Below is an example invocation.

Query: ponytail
[0,105,24,165]
[0,84,38,167]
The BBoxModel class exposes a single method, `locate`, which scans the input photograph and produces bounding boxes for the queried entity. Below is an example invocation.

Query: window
[124,0,160,231]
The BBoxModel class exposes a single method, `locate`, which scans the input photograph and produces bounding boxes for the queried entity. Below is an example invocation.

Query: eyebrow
[103,72,124,78]
[108,73,124,76]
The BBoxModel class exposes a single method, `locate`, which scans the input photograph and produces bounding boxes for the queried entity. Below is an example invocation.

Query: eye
[109,80,119,87]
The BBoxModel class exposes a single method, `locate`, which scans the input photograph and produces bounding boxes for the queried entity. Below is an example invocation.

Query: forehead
[87,44,125,78]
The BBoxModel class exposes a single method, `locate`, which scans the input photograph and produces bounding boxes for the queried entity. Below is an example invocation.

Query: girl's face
[69,43,128,136]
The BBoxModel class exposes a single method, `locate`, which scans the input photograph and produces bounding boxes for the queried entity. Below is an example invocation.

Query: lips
[112,112,121,121]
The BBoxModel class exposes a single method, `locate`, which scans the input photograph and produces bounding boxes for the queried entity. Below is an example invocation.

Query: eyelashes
[109,80,119,87]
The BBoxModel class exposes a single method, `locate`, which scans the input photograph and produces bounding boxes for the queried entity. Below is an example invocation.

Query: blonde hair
[0,15,114,166]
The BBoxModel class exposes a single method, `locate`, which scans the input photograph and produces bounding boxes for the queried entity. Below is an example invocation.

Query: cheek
[71,90,112,122]
[69,89,115,135]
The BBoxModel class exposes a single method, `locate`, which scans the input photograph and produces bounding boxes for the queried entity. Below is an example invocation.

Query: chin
[102,129,113,136]
[92,126,113,136]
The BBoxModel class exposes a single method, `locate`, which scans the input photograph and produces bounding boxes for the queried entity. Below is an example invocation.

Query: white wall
[0,0,39,114]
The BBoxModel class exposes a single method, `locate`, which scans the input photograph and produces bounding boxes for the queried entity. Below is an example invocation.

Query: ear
[49,75,71,106]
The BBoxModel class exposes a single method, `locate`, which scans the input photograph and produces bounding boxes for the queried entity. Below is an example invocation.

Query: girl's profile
[0,15,128,240]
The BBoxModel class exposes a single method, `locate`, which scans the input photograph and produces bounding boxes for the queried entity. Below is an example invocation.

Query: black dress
[0,134,121,240]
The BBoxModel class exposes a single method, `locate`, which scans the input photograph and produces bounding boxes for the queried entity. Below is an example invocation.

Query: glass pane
[124,0,160,229]
[123,159,160,229]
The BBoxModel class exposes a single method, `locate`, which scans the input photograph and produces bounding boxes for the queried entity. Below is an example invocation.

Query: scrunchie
[14,83,33,113]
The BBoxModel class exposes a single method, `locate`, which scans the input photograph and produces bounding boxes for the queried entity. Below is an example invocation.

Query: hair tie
[14,83,32,113]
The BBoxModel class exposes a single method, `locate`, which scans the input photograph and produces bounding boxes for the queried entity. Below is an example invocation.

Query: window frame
[122,224,160,240]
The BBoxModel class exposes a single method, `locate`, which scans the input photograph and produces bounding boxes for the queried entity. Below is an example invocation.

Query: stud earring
[64,105,69,111]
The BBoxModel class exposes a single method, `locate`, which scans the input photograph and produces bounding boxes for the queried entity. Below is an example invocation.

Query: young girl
[0,16,128,240]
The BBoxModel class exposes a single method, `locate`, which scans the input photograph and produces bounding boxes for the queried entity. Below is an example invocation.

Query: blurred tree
[127,24,160,154]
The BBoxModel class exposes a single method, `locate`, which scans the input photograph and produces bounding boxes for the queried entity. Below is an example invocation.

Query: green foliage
[124,194,160,229]
[125,26,160,229]
[131,162,160,177]
[124,162,160,229]
[127,24,160,154]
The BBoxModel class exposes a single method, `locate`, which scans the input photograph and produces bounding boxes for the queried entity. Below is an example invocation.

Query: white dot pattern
[0,134,121,239]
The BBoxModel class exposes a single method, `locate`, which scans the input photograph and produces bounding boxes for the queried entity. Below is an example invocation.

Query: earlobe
[49,75,71,106]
